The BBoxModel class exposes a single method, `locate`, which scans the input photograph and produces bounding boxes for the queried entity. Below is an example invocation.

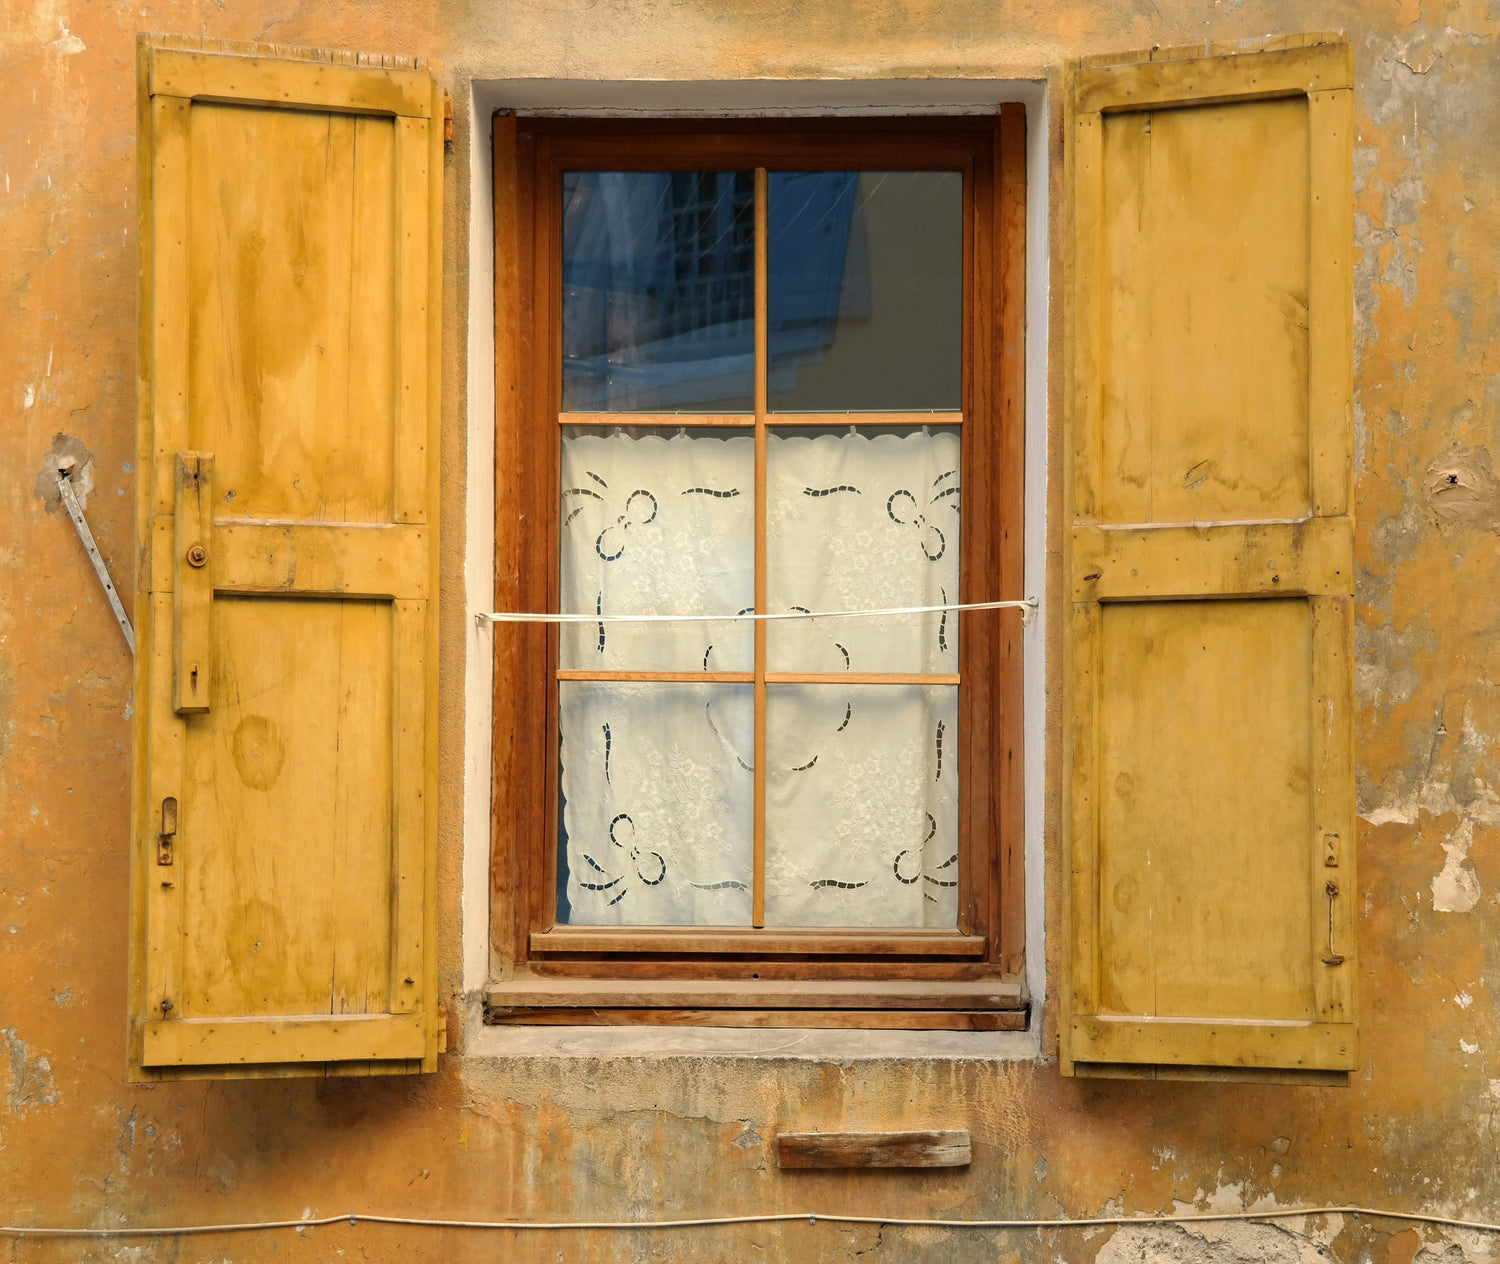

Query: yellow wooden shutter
[128,37,442,1076]
[1062,37,1355,1077]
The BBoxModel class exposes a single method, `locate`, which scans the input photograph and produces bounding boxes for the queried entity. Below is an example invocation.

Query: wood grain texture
[1073,43,1353,114]
[150,48,433,116]
[776,1131,971,1169]
[493,1010,1022,1030]
[1097,97,1311,526]
[172,453,213,713]
[1063,40,1355,1077]
[486,978,1023,1008]
[132,39,441,1077]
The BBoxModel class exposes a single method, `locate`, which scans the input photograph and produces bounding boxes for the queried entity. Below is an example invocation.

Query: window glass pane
[768,171,962,413]
[562,171,755,412]
[560,428,754,671]
[766,427,960,672]
[558,683,754,926]
[764,684,958,928]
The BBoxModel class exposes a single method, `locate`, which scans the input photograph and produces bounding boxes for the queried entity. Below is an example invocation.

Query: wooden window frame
[489,113,1028,1028]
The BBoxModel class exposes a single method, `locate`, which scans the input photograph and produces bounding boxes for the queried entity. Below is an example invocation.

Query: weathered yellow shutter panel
[1062,38,1355,1077]
[128,37,442,1076]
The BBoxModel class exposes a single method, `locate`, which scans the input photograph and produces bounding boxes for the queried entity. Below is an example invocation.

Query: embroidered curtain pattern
[558,428,960,928]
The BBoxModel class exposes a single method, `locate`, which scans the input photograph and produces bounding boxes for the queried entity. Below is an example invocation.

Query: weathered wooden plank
[776,1131,971,1169]
[1071,517,1353,600]
[1310,595,1355,1025]
[1069,1016,1356,1071]
[392,116,431,524]
[172,453,214,713]
[494,1010,1022,1030]
[1096,599,1315,1023]
[1307,89,1354,519]
[1097,97,1311,525]
[1074,44,1352,114]
[486,978,1025,1009]
[143,1013,426,1066]
[149,95,191,516]
[391,599,427,1019]
[151,520,429,598]
[150,48,433,116]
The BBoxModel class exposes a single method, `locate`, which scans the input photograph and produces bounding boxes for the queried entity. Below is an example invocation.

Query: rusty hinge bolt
[186,543,208,568]
[160,997,174,1016]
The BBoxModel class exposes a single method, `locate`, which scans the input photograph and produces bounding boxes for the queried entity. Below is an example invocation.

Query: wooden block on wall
[775,1130,971,1169]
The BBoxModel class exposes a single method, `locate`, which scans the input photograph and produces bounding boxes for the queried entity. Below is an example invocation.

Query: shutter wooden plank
[144,592,186,1022]
[1067,110,1103,524]
[1310,595,1355,1022]
[149,96,191,515]
[172,453,214,713]
[1064,39,1354,1077]
[1307,89,1355,518]
[150,48,433,117]
[131,37,440,1078]
[151,520,431,599]
[1069,1016,1356,1071]
[393,117,430,525]
[390,598,427,1016]
[1073,43,1353,114]
[1072,518,1353,601]
[143,1013,426,1066]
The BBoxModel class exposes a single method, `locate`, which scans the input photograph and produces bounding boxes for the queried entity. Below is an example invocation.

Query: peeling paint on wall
[3,1028,58,1116]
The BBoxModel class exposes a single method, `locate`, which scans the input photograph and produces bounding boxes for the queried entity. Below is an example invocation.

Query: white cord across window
[477,598,1038,627]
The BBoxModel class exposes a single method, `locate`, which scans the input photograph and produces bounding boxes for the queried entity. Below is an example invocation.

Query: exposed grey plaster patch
[1385,175,1429,230]
[34,432,94,513]
[1361,699,1500,881]
[4,1028,59,1116]
[1365,26,1494,141]
[1355,620,1420,713]
[1443,284,1474,354]
[731,1121,760,1149]
[1381,236,1422,308]
[1097,1219,1335,1263]
[1034,1155,1048,1181]
[1352,399,1368,477]
[1352,145,1378,195]
[53,988,71,1007]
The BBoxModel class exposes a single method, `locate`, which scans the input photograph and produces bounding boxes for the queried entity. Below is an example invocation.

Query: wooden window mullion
[752,165,769,929]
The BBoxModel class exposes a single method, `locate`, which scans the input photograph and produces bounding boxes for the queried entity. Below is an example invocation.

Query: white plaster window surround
[462,77,1049,1060]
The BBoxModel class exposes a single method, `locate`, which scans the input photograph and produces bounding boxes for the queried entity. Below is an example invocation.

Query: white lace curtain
[558,428,960,928]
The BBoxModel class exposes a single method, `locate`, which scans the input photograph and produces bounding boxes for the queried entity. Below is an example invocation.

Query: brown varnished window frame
[490,112,1027,1025]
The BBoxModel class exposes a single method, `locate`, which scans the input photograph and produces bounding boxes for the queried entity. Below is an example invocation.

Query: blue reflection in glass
[562,171,755,412]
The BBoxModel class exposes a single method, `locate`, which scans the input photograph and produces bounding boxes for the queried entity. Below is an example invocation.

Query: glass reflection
[562,171,755,412]
[768,171,962,413]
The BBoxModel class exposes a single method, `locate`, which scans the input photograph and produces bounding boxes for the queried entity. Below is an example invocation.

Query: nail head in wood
[775,1130,971,1169]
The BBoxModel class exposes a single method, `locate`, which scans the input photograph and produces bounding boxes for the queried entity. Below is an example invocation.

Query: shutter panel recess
[128,36,442,1076]
[1062,37,1355,1078]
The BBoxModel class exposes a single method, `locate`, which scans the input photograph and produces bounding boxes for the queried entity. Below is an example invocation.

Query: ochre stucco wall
[4,1,1499,1260]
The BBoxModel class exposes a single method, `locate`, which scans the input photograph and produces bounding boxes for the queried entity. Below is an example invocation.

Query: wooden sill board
[485,978,1025,1010]
[488,1009,1026,1031]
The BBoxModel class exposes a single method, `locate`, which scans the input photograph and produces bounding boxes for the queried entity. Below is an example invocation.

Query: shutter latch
[157,796,178,866]
[1321,879,1345,966]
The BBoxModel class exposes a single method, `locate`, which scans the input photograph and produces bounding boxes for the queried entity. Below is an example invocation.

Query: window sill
[464,1022,1041,1061]
[484,978,1027,1031]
